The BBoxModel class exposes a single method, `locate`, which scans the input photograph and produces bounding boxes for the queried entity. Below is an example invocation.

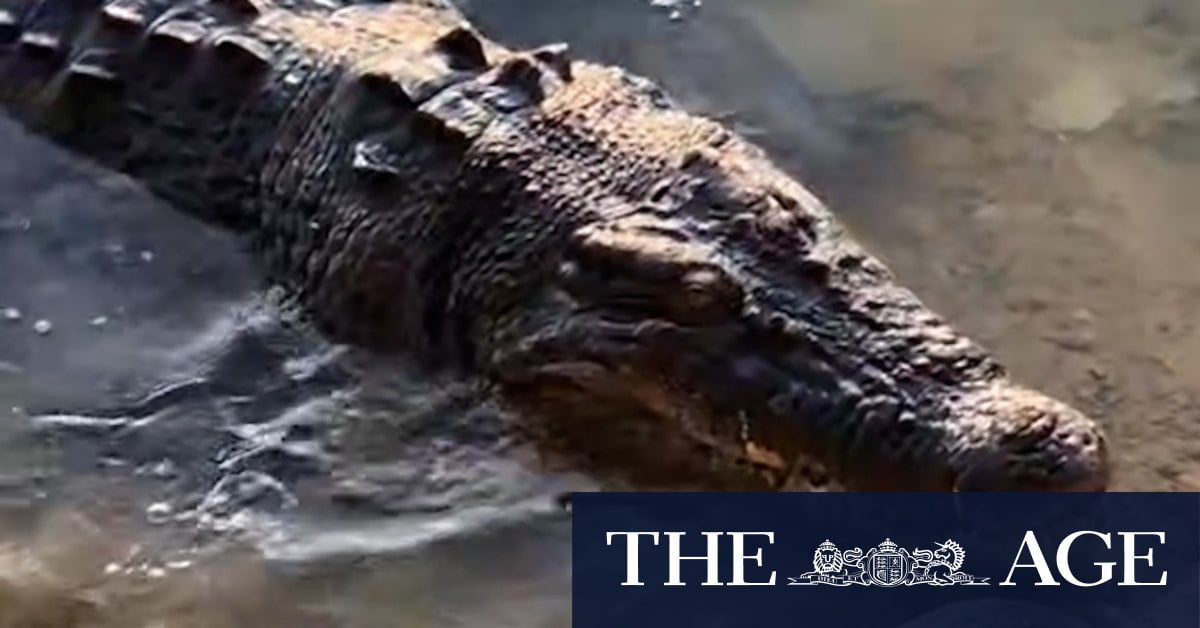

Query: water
[1,0,1199,625]
[737,0,1200,492]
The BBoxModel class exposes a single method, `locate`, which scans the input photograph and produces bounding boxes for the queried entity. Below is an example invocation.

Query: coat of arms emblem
[789,538,989,587]
[868,539,908,586]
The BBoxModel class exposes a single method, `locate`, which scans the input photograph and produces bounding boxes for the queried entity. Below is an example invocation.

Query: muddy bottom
[1,0,1199,626]
[740,0,1200,491]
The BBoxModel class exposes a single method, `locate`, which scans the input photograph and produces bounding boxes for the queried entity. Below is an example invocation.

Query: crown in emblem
[818,539,837,551]
[878,538,898,552]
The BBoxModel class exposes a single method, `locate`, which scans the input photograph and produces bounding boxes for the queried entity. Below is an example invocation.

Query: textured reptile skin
[0,0,1108,490]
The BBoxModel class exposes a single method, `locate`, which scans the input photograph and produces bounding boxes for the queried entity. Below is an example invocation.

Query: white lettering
[1055,531,1114,587]
[606,532,660,586]
[1118,532,1167,586]
[665,532,724,586]
[728,532,776,586]
[1000,531,1060,586]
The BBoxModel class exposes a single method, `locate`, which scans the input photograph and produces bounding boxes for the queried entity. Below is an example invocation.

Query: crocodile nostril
[948,383,1109,492]
[953,431,1110,491]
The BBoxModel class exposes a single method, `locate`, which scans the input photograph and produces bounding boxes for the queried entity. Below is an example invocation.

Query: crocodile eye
[562,223,745,325]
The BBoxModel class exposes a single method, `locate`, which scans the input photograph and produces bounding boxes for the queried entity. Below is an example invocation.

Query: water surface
[2,0,1199,625]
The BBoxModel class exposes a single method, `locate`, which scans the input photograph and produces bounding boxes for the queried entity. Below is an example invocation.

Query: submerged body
[0,0,1107,490]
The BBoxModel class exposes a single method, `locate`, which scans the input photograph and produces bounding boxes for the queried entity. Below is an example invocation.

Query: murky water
[738,0,1200,492]
[1,0,1199,625]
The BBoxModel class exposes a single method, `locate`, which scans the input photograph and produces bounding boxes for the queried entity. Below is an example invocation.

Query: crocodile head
[485,124,1108,492]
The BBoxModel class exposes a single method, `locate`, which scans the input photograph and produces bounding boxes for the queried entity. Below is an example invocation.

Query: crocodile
[0,0,1108,490]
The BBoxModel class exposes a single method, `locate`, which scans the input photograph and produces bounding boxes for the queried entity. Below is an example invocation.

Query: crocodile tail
[0,0,304,230]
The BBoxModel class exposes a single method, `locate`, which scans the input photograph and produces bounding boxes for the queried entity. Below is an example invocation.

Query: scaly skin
[0,0,1108,490]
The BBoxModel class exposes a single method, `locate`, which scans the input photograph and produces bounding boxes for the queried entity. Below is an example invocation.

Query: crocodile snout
[948,383,1109,492]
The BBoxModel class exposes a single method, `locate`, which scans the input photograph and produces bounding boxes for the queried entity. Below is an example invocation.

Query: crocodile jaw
[487,293,1109,492]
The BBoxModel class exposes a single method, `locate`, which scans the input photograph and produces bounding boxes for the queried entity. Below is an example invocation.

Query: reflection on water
[1,0,1199,625]
[0,504,572,627]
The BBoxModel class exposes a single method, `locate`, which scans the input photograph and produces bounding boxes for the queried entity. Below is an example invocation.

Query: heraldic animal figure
[919,540,968,585]
[795,540,867,585]
[796,539,907,587]
[793,538,987,587]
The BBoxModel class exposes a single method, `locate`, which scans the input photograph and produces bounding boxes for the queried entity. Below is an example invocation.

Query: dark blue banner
[573,493,1199,628]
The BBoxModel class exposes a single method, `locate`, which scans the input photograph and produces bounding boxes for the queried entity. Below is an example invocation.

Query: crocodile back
[0,0,465,229]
